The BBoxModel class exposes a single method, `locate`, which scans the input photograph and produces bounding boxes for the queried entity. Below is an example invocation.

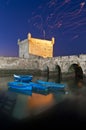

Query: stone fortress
[0,33,86,78]
[18,33,55,58]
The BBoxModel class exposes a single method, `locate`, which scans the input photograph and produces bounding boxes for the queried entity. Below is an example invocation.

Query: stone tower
[18,33,55,58]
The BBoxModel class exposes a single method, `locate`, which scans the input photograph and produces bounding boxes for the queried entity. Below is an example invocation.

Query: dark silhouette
[46,66,49,81]
[55,65,61,83]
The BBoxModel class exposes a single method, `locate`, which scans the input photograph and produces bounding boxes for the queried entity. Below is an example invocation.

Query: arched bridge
[39,55,86,75]
[0,54,86,78]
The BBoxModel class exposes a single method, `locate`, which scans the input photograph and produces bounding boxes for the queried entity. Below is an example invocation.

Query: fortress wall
[18,39,29,58]
[0,54,86,76]
[0,57,38,70]
[28,36,54,58]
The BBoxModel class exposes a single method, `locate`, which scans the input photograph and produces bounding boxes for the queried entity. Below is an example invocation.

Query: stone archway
[45,66,49,81]
[68,63,83,83]
[42,65,49,81]
[54,65,62,83]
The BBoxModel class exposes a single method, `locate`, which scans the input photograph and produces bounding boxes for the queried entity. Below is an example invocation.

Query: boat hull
[14,74,33,82]
[8,87,32,96]
[36,80,65,89]
[8,81,48,91]
[8,81,32,91]
[29,82,48,91]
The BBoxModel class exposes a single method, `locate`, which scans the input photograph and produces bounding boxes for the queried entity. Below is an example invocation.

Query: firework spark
[29,0,86,40]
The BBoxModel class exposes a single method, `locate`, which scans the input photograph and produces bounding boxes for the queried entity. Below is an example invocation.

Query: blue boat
[36,80,56,85]
[32,89,49,95]
[14,74,33,82]
[8,81,32,91]
[8,81,48,91]
[29,82,48,91]
[8,87,32,96]
[36,80,65,89]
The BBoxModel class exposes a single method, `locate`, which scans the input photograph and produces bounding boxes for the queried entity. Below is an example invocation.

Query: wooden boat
[13,74,33,82]
[36,80,65,89]
[29,82,48,91]
[8,81,48,91]
[36,80,56,85]
[8,87,32,96]
[32,89,49,95]
[8,81,32,91]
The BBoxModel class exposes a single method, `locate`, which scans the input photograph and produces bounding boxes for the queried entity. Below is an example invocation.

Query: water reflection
[28,93,55,116]
[0,75,86,121]
[76,80,84,88]
[28,93,54,108]
[8,88,32,96]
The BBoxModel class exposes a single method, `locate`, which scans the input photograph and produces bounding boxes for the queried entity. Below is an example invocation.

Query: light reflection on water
[0,76,86,120]
[28,93,54,116]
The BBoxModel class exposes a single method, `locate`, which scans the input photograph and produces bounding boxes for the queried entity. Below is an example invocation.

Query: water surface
[0,75,86,121]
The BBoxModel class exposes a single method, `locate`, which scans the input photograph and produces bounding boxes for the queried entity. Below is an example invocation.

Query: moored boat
[8,81,48,91]
[29,82,48,91]
[36,80,65,89]
[13,74,33,82]
[8,87,32,96]
[8,81,32,91]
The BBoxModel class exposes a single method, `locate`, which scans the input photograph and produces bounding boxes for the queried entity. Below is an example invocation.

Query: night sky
[0,0,86,57]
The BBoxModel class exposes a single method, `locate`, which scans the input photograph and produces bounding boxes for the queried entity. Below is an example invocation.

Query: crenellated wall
[18,33,55,58]
[28,33,55,58]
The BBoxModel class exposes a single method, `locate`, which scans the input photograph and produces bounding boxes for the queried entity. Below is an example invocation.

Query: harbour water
[0,75,86,127]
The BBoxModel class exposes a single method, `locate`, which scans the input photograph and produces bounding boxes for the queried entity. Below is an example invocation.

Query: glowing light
[80,2,85,8]
[65,0,71,3]
[72,35,79,40]
[29,0,86,41]
[28,93,54,108]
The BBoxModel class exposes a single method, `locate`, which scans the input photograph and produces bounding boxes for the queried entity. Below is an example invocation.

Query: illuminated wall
[28,33,55,58]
